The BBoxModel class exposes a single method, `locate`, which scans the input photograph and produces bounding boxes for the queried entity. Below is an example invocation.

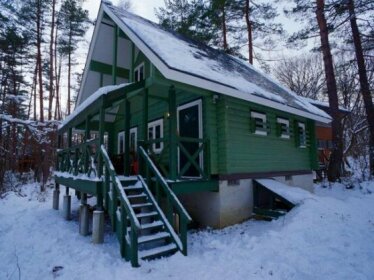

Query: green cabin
[54,2,331,267]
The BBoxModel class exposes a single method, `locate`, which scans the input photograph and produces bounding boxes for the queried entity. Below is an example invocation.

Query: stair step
[136,211,158,219]
[127,193,147,199]
[131,202,152,209]
[140,220,164,230]
[139,243,178,260]
[123,185,143,191]
[138,231,170,244]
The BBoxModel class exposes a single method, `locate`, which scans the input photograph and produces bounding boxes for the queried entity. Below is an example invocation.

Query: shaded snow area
[1,182,374,280]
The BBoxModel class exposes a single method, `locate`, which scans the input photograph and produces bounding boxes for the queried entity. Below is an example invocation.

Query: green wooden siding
[220,96,316,174]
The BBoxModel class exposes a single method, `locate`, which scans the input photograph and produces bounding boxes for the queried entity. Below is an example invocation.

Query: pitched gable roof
[78,2,331,123]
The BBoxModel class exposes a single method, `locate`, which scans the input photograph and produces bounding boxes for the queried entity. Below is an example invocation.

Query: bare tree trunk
[315,0,343,181]
[48,0,56,120]
[222,5,228,51]
[28,65,38,120]
[67,48,71,116]
[245,0,253,64]
[348,0,374,176]
[33,63,37,121]
[36,0,44,122]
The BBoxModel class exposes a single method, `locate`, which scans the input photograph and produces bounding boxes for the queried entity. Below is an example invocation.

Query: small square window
[298,122,306,148]
[251,111,267,136]
[277,117,290,139]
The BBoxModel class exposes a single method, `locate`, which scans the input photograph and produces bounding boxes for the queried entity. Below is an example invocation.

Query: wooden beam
[124,99,131,175]
[89,60,129,79]
[169,86,177,180]
[112,24,118,85]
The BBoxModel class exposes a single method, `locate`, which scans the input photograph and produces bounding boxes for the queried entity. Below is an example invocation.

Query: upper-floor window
[134,63,144,82]
[277,117,290,139]
[251,111,267,136]
[148,119,163,153]
[298,122,306,148]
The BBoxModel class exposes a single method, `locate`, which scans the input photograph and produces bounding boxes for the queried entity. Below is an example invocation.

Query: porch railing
[56,138,100,178]
[142,136,210,180]
[138,145,192,255]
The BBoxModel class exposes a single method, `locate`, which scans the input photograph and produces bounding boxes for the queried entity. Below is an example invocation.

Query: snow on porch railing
[56,138,100,179]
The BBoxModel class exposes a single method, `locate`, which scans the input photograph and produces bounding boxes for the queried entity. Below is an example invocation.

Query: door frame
[177,99,203,178]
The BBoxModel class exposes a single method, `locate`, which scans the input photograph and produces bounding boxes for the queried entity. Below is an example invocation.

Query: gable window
[134,63,144,82]
[277,117,290,139]
[298,122,306,148]
[251,111,267,135]
[148,119,163,153]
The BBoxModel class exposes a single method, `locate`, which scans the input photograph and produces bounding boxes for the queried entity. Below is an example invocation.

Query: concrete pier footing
[62,195,71,220]
[52,189,60,210]
[79,204,89,236]
[92,210,104,244]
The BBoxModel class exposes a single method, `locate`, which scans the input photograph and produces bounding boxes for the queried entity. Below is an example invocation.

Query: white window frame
[251,111,267,136]
[298,122,306,148]
[129,127,138,153]
[117,131,125,154]
[177,99,204,178]
[148,119,164,154]
[277,117,290,139]
[134,62,144,82]
[118,127,138,154]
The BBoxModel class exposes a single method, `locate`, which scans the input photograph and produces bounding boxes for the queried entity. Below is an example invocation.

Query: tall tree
[316,0,344,181]
[345,0,374,176]
[58,0,89,116]
[48,0,57,120]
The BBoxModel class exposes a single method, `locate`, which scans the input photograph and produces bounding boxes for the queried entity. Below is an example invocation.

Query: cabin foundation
[79,204,89,236]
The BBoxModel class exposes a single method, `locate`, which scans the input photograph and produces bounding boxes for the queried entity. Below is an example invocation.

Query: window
[148,119,163,153]
[117,131,125,154]
[298,122,306,148]
[134,63,144,82]
[129,127,137,153]
[277,117,290,139]
[117,127,138,154]
[251,111,267,135]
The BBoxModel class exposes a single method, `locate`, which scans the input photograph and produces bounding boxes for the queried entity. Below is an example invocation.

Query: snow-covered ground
[1,181,374,280]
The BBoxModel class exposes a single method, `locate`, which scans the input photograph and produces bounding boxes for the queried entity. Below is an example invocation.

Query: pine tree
[58,0,89,116]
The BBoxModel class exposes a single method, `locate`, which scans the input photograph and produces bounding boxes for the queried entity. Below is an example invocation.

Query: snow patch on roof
[59,83,131,129]
[106,4,330,120]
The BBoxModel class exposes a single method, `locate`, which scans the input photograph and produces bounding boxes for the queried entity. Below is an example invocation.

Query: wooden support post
[169,86,177,180]
[112,24,118,85]
[84,116,90,173]
[140,90,148,176]
[97,107,105,210]
[124,99,131,175]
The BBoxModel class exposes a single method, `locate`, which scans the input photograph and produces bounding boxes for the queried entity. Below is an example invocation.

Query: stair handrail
[100,145,141,229]
[138,175,183,251]
[138,145,192,255]
[138,146,192,222]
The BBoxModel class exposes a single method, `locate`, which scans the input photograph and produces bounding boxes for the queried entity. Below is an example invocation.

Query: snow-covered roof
[60,83,131,129]
[302,97,350,114]
[102,3,331,123]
